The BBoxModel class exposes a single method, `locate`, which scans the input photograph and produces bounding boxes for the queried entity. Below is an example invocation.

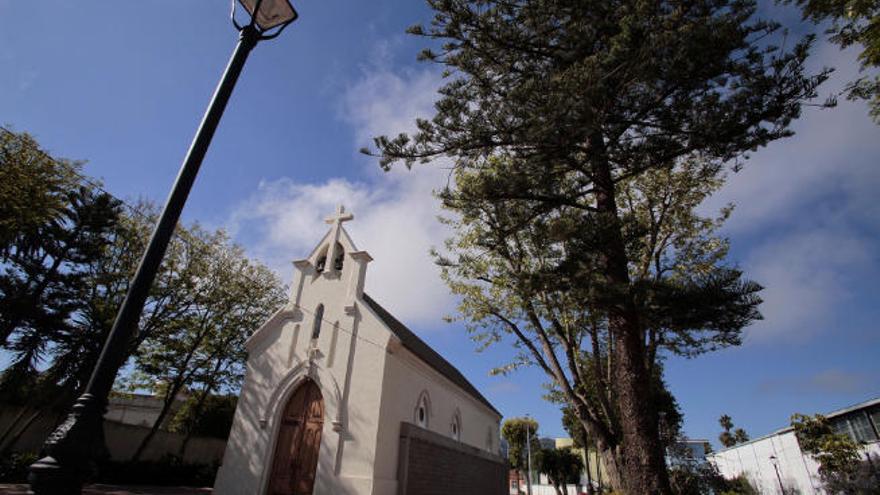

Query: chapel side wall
[372,342,502,494]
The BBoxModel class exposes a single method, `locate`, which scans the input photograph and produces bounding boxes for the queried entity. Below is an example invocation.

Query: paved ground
[0,485,212,494]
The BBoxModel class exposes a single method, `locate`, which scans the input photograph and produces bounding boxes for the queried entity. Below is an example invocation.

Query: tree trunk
[589,131,672,495]
[580,429,595,495]
[176,387,211,459]
[130,383,183,462]
[596,442,624,493]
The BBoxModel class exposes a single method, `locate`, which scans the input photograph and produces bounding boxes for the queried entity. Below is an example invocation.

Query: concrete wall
[709,429,880,495]
[397,422,506,495]
[0,405,226,464]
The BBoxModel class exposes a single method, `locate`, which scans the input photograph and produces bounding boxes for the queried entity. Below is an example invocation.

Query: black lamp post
[28,1,297,493]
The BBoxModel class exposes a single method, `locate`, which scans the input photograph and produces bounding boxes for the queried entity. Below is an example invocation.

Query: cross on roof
[325,204,354,227]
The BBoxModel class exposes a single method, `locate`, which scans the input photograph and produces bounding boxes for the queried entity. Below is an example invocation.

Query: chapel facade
[214,207,506,495]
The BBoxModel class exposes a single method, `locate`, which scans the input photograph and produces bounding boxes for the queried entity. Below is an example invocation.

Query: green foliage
[170,394,238,439]
[718,414,748,448]
[367,1,828,492]
[0,128,81,256]
[0,128,123,403]
[717,474,759,495]
[0,129,285,460]
[786,0,880,120]
[668,459,730,495]
[501,417,540,472]
[790,413,867,493]
[0,451,38,482]
[536,446,583,495]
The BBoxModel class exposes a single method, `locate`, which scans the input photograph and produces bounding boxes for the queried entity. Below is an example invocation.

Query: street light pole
[770,455,785,494]
[525,418,533,495]
[28,2,296,494]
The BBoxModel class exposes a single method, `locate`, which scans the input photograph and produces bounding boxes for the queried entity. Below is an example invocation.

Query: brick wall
[397,421,507,495]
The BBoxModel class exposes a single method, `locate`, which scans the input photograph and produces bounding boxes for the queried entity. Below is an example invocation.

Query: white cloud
[758,368,871,395]
[743,227,871,341]
[228,62,455,327]
[700,42,880,342]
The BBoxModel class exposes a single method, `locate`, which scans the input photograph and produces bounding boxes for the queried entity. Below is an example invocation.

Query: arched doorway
[268,379,324,495]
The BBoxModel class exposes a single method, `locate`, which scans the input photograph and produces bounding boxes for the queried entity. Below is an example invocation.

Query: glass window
[869,407,880,439]
[451,415,461,441]
[311,304,324,340]
[848,412,877,443]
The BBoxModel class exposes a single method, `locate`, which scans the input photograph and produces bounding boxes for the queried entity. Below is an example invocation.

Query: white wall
[215,236,393,495]
[710,430,880,495]
[370,336,502,494]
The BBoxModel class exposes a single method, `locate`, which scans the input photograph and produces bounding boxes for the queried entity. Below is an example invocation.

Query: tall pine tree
[366,2,829,493]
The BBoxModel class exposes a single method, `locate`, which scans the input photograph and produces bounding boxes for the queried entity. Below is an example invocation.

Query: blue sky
[1,1,878,447]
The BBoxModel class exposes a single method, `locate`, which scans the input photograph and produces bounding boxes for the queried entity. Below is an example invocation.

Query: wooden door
[268,379,324,495]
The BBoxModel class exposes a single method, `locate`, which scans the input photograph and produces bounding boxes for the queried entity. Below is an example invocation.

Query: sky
[1,1,878,447]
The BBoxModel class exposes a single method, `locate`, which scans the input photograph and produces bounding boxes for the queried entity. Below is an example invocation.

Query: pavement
[0,485,212,494]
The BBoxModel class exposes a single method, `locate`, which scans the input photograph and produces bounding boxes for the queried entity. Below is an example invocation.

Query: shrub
[0,452,38,483]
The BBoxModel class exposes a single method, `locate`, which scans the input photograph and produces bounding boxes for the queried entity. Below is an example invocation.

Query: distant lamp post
[28,2,297,493]
[770,455,785,494]
[524,415,534,495]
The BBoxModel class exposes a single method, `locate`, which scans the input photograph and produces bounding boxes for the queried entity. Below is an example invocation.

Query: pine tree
[366,2,829,492]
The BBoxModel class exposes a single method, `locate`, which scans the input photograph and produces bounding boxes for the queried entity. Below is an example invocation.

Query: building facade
[708,397,880,494]
[213,207,505,495]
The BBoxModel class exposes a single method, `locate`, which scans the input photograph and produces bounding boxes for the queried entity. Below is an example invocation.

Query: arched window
[311,304,324,340]
[414,391,430,428]
[451,411,462,441]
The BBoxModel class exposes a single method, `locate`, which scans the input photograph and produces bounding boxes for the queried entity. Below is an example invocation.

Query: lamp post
[770,455,785,494]
[525,415,533,495]
[28,1,297,493]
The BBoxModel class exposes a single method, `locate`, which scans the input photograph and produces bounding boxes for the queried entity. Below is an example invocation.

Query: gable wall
[215,253,393,494]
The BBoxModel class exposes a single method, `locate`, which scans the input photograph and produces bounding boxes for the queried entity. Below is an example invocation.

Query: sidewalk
[0,485,212,494]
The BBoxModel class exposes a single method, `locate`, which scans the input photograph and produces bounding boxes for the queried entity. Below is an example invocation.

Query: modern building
[708,397,880,494]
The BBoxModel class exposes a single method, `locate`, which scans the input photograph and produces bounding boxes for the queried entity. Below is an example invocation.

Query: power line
[291,302,389,351]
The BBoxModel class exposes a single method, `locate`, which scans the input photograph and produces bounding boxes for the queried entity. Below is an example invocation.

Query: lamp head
[233,0,298,39]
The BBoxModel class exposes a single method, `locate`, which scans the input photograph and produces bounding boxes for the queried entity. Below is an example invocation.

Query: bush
[717,474,759,495]
[0,452,38,483]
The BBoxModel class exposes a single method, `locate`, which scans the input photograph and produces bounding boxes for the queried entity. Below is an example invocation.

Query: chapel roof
[362,293,501,417]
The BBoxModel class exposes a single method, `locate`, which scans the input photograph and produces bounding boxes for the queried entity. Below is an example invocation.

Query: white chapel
[214,207,505,495]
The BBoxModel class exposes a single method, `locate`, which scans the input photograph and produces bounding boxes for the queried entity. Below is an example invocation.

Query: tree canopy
[366,1,828,493]
[787,0,880,121]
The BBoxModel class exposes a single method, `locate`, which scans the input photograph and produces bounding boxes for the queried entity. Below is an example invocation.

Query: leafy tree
[126,227,285,461]
[718,415,735,448]
[535,446,583,495]
[733,427,749,444]
[367,1,827,493]
[0,128,80,259]
[718,414,749,448]
[790,413,878,494]
[501,417,540,491]
[786,0,880,121]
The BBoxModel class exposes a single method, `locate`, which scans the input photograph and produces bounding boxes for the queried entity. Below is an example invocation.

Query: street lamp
[769,455,785,494]
[28,2,297,493]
